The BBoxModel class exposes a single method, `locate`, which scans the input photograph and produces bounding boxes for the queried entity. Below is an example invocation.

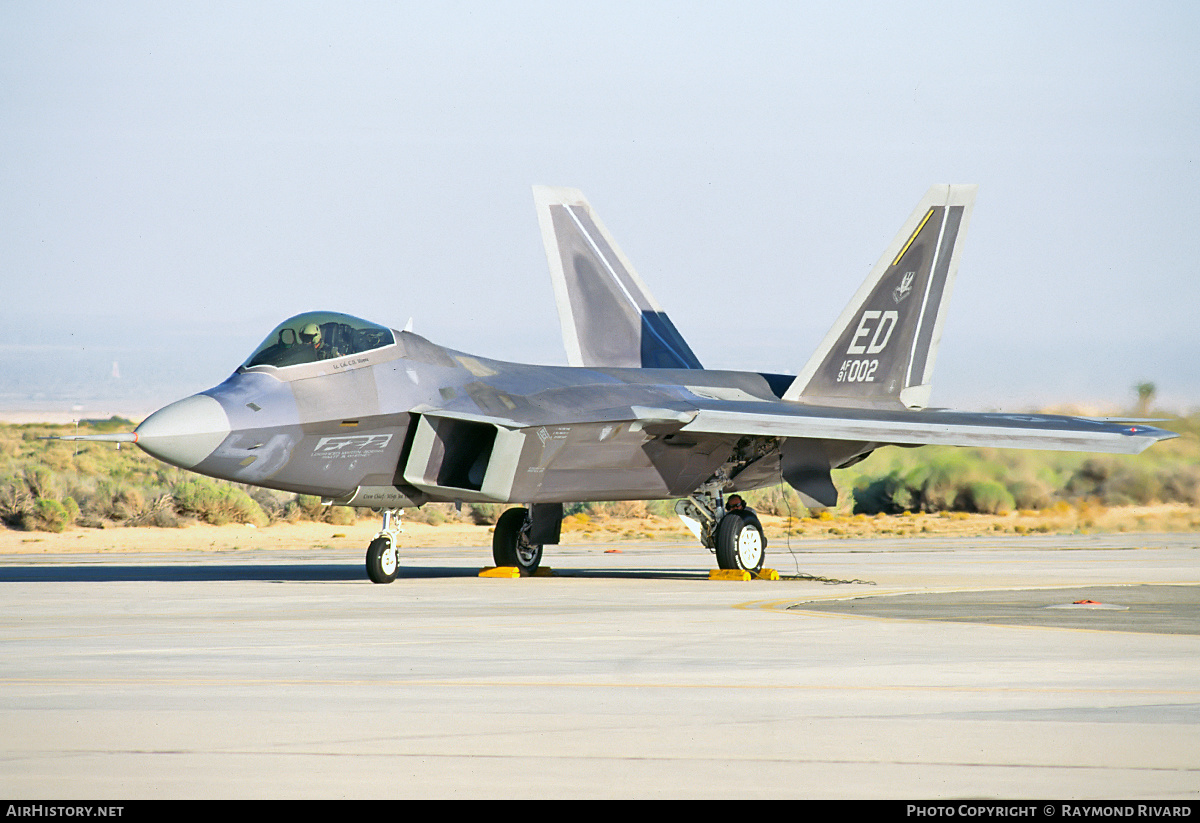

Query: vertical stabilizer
[784,184,976,408]
[533,186,703,370]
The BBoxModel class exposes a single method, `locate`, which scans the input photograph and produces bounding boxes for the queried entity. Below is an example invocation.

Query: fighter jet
[59,185,1175,582]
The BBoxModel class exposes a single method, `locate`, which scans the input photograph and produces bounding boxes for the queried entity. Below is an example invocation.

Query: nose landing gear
[366,509,403,584]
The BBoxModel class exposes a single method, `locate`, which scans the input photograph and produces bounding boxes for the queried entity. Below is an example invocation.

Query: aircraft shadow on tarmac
[0,564,376,582]
[0,564,707,583]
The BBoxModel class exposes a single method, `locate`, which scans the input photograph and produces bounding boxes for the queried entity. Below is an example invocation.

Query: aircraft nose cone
[135,394,231,469]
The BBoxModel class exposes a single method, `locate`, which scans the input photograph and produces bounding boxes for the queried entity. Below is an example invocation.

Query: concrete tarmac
[1,533,1198,798]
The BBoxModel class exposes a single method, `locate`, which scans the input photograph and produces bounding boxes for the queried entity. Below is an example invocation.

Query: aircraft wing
[401,397,1173,510]
[678,402,1176,454]
[413,381,1174,456]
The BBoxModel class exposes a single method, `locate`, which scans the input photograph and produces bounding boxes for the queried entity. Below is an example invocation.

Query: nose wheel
[366,509,402,584]
[366,536,398,583]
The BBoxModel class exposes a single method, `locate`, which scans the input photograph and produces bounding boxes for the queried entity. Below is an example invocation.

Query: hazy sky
[2,1,1197,417]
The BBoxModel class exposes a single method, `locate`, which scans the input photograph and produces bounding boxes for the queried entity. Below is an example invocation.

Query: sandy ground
[0,519,489,555]
[2,504,1197,556]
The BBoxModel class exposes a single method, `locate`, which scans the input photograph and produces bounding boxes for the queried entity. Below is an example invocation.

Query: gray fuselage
[136,327,796,508]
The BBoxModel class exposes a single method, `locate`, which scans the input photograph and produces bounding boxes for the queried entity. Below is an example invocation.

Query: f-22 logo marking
[846,310,898,355]
[313,434,393,457]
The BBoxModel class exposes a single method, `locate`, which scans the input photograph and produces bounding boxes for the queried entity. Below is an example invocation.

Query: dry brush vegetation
[2,412,1198,539]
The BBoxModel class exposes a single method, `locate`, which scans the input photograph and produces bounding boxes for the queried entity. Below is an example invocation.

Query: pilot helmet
[299,323,322,346]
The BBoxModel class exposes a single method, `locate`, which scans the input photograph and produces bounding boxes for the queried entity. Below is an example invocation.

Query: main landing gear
[492,506,543,575]
[365,504,560,583]
[366,509,402,584]
[677,483,766,575]
[716,509,765,574]
[364,497,764,581]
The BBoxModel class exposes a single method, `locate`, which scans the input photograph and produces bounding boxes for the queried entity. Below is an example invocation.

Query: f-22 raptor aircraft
[63,185,1175,582]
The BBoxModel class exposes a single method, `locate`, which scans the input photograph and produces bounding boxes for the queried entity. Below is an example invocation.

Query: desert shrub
[80,416,136,432]
[285,494,356,525]
[0,468,84,531]
[34,498,71,532]
[73,479,156,524]
[468,502,502,525]
[1065,459,1166,506]
[3,472,63,530]
[608,500,650,519]
[40,446,74,472]
[139,498,182,528]
[115,486,145,519]
[246,487,292,522]
[1158,464,1200,505]
[62,495,80,525]
[563,512,591,530]
[7,413,1198,532]
[852,471,909,515]
[326,505,357,526]
[743,485,807,517]
[645,498,679,518]
[570,501,611,520]
[1008,478,1053,510]
[1066,458,1111,498]
[958,480,1014,514]
[22,466,57,501]
[286,494,326,521]
[71,454,100,476]
[906,454,974,512]
[173,478,267,526]
[1102,465,1161,506]
[406,503,467,525]
[405,505,447,526]
[0,473,36,528]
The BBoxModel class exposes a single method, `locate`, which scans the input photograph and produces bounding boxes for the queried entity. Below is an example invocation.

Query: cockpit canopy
[241,312,395,369]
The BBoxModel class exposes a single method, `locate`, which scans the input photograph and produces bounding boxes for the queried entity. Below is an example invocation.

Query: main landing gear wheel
[492,507,543,574]
[366,536,398,584]
[716,511,765,574]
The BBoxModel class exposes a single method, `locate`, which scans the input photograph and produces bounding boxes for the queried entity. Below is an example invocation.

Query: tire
[366,536,398,584]
[492,507,543,574]
[716,511,765,574]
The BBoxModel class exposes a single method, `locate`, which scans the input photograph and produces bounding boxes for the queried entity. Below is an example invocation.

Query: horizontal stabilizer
[533,186,703,370]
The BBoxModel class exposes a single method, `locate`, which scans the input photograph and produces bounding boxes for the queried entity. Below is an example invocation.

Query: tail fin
[784,184,977,408]
[533,186,703,370]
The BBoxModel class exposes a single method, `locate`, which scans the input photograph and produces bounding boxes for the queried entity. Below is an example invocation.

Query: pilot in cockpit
[299,323,340,361]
